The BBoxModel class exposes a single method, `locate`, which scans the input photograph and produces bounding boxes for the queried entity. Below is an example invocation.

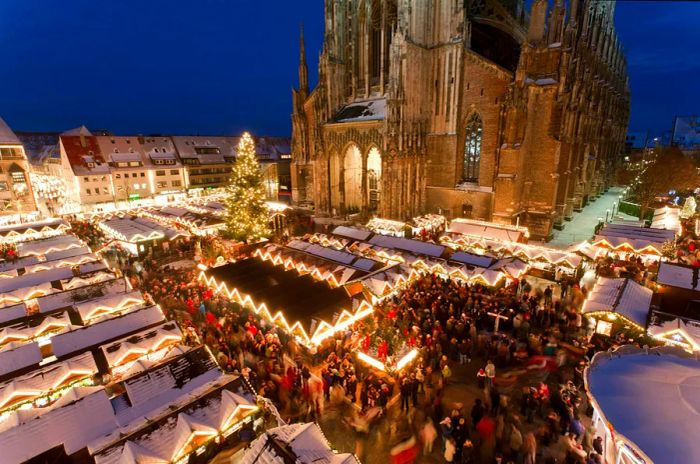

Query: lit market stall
[447,218,530,242]
[242,422,360,464]
[581,277,652,336]
[589,223,676,261]
[647,261,700,352]
[0,218,71,245]
[585,346,700,464]
[650,206,681,233]
[200,258,373,348]
[99,216,191,257]
[366,217,406,237]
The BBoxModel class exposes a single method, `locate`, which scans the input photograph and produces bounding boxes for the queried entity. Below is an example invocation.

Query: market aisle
[548,187,635,248]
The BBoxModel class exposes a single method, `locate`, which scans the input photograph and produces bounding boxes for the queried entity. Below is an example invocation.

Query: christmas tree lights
[223,132,270,242]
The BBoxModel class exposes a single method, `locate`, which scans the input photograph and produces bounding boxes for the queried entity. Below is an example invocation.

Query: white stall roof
[369,234,445,258]
[657,262,700,291]
[582,277,652,327]
[242,422,360,464]
[587,348,700,464]
[448,218,526,242]
[50,306,165,358]
[0,342,42,378]
[16,235,84,257]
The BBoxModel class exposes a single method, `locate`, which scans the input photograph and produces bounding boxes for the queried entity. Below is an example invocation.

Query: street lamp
[605,209,611,222]
[612,202,617,216]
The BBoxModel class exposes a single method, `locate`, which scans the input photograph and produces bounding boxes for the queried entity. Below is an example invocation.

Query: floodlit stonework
[292,0,629,239]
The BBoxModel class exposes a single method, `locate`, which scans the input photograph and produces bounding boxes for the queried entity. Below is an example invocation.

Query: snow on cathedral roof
[333,98,386,123]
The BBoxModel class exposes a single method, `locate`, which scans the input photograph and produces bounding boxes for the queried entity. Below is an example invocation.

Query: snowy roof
[0,341,42,379]
[593,223,676,253]
[90,376,256,464]
[0,117,20,145]
[582,277,652,327]
[101,321,182,369]
[100,217,187,243]
[73,290,145,323]
[0,387,118,463]
[333,98,386,123]
[448,218,527,242]
[50,305,165,359]
[366,217,406,234]
[332,226,373,242]
[242,422,360,464]
[0,352,97,413]
[0,218,70,241]
[657,262,700,291]
[586,347,700,463]
[651,207,681,232]
[369,234,446,258]
[15,234,84,257]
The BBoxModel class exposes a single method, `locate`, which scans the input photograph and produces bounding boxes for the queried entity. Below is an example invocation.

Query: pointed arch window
[462,113,482,183]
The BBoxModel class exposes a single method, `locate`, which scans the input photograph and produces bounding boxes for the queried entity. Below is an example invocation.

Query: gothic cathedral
[291,0,629,240]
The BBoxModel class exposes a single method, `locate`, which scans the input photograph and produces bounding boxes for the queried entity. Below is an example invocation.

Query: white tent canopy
[582,277,652,327]
[586,347,700,463]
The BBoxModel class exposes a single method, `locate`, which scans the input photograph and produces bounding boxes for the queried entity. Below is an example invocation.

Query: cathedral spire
[298,23,309,97]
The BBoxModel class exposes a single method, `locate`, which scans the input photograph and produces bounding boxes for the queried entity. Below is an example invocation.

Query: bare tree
[632,146,699,219]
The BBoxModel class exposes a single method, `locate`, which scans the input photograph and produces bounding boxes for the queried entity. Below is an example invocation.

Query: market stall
[582,277,652,335]
[200,258,373,347]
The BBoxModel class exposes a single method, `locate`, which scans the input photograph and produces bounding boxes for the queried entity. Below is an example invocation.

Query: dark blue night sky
[0,0,697,137]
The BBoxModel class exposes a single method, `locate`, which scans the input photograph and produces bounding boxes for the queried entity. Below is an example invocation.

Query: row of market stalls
[365,214,446,237]
[0,219,261,464]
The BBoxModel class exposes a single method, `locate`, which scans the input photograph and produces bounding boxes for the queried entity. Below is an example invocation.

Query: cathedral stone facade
[291,0,629,240]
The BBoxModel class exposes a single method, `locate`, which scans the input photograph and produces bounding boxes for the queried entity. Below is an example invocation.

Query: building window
[172,180,182,187]
[86,189,91,195]
[102,187,109,194]
[0,181,8,191]
[155,170,166,176]
[462,113,482,183]
[156,181,167,188]
[140,172,145,177]
[115,174,121,178]
[141,183,147,190]
[170,169,179,175]
[83,177,89,182]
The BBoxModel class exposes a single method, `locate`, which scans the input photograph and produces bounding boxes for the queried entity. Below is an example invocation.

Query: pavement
[547,187,635,248]
[313,353,576,464]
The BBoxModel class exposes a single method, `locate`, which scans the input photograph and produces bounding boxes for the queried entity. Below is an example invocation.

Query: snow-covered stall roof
[369,234,446,258]
[15,234,84,257]
[0,218,70,242]
[648,312,700,352]
[73,290,146,323]
[100,217,187,243]
[0,246,93,275]
[242,422,360,464]
[593,224,676,255]
[366,217,406,235]
[586,347,700,464]
[332,226,373,242]
[333,97,386,123]
[90,376,257,464]
[448,218,528,242]
[651,206,681,233]
[0,341,42,379]
[50,305,165,359]
[657,262,700,291]
[582,277,652,328]
[0,352,97,412]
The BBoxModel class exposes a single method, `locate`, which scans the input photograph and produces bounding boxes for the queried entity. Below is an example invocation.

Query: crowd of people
[66,219,629,464]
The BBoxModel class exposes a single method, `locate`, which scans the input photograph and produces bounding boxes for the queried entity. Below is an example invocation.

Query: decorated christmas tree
[681,196,697,219]
[223,132,270,242]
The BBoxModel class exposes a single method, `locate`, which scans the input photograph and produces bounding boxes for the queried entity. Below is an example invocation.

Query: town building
[170,136,236,192]
[291,0,630,239]
[139,135,187,203]
[0,117,38,223]
[58,130,116,211]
